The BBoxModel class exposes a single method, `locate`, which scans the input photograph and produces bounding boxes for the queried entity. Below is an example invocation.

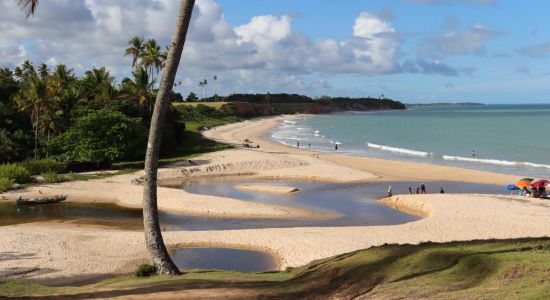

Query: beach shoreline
[1,115,548,285]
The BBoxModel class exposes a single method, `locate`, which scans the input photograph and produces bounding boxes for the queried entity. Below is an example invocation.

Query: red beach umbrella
[532,180,550,188]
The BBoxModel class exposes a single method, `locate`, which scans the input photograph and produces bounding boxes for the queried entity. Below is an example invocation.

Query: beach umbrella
[532,180,550,188]
[515,179,533,189]
[520,178,534,182]
[505,184,520,191]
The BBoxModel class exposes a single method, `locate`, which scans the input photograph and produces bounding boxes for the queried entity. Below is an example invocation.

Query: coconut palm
[16,0,38,18]
[82,67,115,108]
[13,75,51,158]
[120,67,155,113]
[213,75,218,101]
[142,0,195,275]
[125,36,145,68]
[17,0,197,276]
[140,39,166,83]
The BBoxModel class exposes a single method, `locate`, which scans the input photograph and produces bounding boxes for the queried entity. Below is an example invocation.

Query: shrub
[20,159,66,175]
[0,177,14,193]
[47,109,147,163]
[135,264,157,277]
[0,164,32,183]
[42,171,65,183]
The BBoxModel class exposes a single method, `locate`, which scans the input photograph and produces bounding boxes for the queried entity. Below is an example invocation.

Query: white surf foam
[442,155,550,170]
[366,142,431,157]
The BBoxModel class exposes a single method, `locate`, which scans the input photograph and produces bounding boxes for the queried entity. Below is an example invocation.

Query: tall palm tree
[140,39,165,84]
[17,0,196,276]
[202,79,208,99]
[142,0,196,275]
[125,36,145,68]
[213,75,218,101]
[198,80,204,99]
[13,75,51,158]
[120,67,155,112]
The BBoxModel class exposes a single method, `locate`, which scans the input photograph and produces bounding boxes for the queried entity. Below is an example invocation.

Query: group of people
[296,141,339,151]
[243,138,260,148]
[521,186,547,199]
[387,182,444,197]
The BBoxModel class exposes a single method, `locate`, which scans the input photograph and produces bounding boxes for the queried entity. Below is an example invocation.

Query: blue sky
[1,0,550,103]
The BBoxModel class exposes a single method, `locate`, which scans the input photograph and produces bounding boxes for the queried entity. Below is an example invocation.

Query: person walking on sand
[387,185,393,197]
[335,143,338,150]
[416,187,420,194]
[297,141,300,148]
[472,150,475,157]
[420,182,426,194]
[408,187,413,194]
[440,187,445,194]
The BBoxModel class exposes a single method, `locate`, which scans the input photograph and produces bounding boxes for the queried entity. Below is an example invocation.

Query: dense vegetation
[2,238,550,298]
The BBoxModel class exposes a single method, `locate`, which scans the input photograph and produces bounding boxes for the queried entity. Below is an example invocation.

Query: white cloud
[0,0,403,95]
[419,24,498,59]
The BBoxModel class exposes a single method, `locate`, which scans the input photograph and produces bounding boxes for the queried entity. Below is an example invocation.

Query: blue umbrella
[505,184,519,190]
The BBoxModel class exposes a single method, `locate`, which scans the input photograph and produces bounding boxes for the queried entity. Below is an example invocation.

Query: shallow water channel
[1,179,502,272]
[171,247,277,272]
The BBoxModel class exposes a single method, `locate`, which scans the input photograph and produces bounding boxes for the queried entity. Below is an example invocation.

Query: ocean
[270,104,550,179]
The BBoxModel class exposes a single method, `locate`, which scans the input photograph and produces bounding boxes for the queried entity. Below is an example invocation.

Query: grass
[3,238,550,299]
[172,102,228,109]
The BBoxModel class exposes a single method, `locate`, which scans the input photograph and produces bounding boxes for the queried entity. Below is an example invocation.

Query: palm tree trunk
[142,0,195,276]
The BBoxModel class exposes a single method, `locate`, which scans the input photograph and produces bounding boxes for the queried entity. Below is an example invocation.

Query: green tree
[82,67,116,108]
[120,66,155,113]
[47,109,146,162]
[186,91,198,102]
[18,0,196,276]
[140,39,166,85]
[125,36,145,68]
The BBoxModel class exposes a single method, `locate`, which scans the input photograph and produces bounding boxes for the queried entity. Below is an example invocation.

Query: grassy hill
[3,238,550,299]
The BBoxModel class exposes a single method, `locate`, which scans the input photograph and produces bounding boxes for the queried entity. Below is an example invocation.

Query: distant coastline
[406,102,485,108]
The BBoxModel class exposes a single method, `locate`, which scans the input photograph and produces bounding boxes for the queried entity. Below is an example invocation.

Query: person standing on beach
[408,187,413,194]
[387,185,393,197]
[416,187,420,194]
[335,144,338,150]
[421,183,426,194]
[440,187,445,194]
[472,150,475,157]
[297,141,300,148]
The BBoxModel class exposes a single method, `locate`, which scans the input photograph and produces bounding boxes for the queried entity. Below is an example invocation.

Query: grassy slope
[3,238,550,299]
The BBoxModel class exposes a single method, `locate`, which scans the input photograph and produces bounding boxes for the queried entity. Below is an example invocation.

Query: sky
[2,0,550,103]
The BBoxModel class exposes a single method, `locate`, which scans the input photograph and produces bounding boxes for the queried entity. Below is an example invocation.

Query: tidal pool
[171,247,277,273]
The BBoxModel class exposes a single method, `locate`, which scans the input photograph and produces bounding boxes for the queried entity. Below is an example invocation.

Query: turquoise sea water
[270,105,550,179]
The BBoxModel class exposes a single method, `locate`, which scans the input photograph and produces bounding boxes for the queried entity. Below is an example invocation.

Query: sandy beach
[1,115,548,284]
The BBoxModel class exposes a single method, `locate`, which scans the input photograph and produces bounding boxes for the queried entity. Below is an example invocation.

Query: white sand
[1,116,547,284]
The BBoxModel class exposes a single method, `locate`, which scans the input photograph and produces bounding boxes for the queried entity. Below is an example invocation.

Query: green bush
[135,264,157,277]
[47,109,147,162]
[0,177,14,193]
[42,171,65,183]
[20,159,66,175]
[0,164,32,183]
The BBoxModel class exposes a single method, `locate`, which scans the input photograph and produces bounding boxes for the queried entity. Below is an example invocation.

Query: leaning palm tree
[141,0,196,275]
[125,36,145,68]
[17,0,196,276]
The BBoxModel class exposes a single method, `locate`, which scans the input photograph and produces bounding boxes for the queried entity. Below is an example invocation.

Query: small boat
[16,194,67,205]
